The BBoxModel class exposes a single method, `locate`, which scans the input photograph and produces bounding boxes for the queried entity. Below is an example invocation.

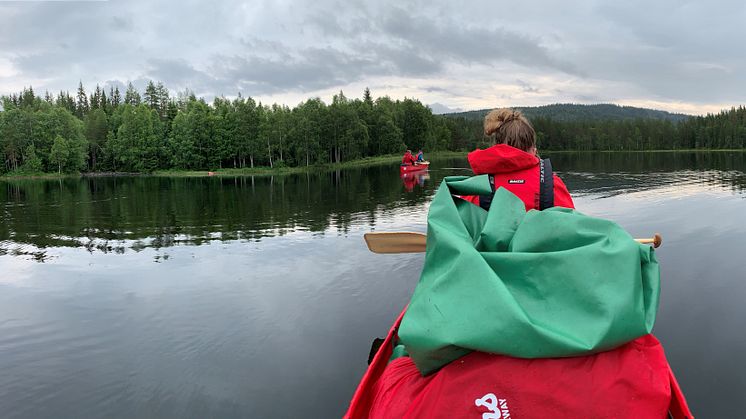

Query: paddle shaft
[364,232,662,254]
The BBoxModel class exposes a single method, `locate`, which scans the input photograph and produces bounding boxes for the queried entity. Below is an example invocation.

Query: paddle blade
[364,232,427,254]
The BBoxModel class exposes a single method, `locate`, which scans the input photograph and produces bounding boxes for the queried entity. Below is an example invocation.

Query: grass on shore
[0,152,460,180]
[0,171,78,180]
[153,152,466,177]
[2,149,744,180]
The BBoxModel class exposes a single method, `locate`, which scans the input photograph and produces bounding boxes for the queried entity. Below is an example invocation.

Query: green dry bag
[397,175,660,375]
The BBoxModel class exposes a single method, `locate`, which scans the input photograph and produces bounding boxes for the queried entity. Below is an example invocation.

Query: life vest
[463,144,574,211]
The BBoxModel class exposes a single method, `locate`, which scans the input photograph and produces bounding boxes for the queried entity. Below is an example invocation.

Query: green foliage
[168,100,212,169]
[50,135,69,173]
[109,104,163,172]
[446,106,746,151]
[2,83,745,176]
[124,83,141,106]
[21,144,43,173]
[85,109,108,170]
[75,81,89,119]
[447,103,690,123]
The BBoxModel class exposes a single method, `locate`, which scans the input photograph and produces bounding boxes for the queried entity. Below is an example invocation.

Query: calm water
[1,152,745,418]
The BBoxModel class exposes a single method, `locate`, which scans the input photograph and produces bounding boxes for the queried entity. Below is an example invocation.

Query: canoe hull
[400,162,429,175]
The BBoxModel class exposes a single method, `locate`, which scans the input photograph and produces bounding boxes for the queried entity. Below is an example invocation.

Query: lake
[1,151,745,418]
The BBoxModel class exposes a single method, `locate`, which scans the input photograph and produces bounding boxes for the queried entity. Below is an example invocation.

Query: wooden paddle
[363,232,662,254]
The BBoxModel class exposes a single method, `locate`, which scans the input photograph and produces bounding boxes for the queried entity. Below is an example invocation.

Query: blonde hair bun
[482,108,536,152]
[484,108,523,136]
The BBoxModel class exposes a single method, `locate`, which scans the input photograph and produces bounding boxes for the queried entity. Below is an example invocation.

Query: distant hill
[441,103,691,123]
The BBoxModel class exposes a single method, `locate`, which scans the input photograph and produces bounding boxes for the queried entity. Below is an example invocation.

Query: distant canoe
[400,162,429,175]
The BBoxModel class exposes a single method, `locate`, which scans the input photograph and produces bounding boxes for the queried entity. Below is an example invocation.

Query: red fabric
[402,152,416,165]
[463,144,575,211]
[346,308,408,419]
[345,309,694,419]
[401,174,416,192]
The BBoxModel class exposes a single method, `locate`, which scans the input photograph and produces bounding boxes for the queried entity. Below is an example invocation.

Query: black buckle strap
[539,158,554,210]
[478,175,495,211]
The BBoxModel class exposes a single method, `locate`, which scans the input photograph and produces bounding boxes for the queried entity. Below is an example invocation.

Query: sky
[1,0,745,115]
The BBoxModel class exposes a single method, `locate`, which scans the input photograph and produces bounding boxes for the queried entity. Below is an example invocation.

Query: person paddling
[415,149,425,162]
[463,108,574,211]
[401,149,416,166]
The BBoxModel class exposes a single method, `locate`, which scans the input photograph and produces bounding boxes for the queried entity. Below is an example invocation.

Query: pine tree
[90,84,103,111]
[100,89,109,114]
[124,82,141,106]
[110,86,122,110]
[20,87,35,109]
[144,80,158,111]
[75,81,89,118]
[156,82,170,119]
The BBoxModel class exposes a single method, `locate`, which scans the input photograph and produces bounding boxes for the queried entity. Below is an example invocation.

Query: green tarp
[397,175,660,375]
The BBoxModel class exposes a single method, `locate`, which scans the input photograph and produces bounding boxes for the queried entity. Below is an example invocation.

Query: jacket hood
[467,144,539,174]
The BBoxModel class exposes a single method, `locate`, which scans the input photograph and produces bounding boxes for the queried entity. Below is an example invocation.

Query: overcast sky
[1,0,745,115]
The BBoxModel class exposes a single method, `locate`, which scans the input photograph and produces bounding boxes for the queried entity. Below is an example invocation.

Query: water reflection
[1,152,745,262]
[401,172,430,192]
[550,151,746,196]
[0,167,430,260]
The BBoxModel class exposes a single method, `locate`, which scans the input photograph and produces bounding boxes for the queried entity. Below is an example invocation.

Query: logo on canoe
[508,179,525,184]
[475,393,511,419]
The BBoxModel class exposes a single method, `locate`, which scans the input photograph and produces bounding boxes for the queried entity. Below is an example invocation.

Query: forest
[446,103,690,123]
[0,83,452,175]
[1,82,745,175]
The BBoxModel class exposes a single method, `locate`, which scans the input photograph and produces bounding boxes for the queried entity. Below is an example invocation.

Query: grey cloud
[147,43,439,97]
[377,8,581,75]
[516,80,540,94]
[573,94,609,103]
[146,50,373,97]
[110,16,133,32]
[574,1,746,102]
[423,86,449,93]
[0,2,112,50]
[12,53,71,79]
[148,59,213,88]
[308,4,581,76]
[2,0,746,110]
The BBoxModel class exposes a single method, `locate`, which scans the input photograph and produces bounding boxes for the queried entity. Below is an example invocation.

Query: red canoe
[344,307,694,419]
[400,161,429,175]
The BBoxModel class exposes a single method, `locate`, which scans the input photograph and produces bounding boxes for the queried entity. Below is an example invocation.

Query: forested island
[1,82,745,176]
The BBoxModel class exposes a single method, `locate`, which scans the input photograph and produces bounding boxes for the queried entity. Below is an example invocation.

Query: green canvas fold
[398,177,661,375]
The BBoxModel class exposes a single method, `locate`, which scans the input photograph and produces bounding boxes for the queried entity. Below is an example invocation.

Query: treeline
[2,82,746,175]
[0,83,454,174]
[447,103,690,122]
[446,106,746,151]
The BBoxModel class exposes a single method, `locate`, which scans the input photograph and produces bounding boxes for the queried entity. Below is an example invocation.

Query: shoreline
[2,149,744,180]
[0,152,464,180]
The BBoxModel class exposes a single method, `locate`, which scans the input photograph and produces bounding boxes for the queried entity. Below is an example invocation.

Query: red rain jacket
[463,144,575,210]
[402,152,416,166]
[345,309,694,419]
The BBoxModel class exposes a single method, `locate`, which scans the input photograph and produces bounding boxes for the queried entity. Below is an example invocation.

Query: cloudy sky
[1,0,744,115]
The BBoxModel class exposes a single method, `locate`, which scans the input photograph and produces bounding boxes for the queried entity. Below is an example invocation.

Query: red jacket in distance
[402,152,416,165]
[464,144,575,210]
